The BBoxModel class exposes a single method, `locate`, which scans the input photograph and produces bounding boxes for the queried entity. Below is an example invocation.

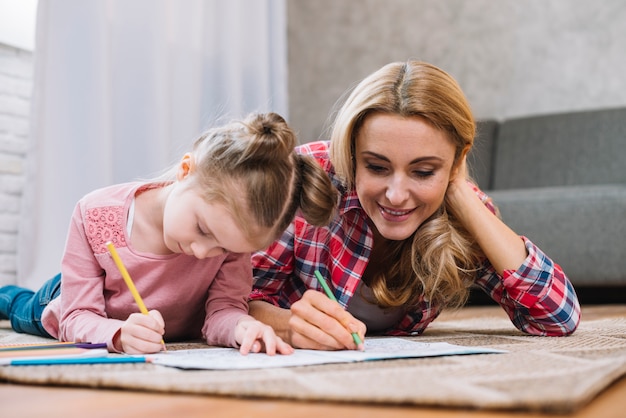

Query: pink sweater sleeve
[201,251,252,348]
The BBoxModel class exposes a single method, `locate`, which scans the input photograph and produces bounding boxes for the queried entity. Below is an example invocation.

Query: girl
[0,112,337,355]
[249,61,581,350]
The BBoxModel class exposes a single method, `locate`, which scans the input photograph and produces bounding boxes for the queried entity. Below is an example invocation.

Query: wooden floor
[2,304,626,418]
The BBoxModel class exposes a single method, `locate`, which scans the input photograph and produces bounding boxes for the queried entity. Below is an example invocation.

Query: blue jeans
[0,273,61,338]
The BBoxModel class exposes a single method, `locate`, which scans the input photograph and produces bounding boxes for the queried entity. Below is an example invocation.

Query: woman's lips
[378,204,415,222]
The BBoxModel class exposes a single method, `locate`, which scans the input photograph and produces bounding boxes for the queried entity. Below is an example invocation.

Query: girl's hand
[289,289,366,351]
[235,316,294,356]
[116,310,165,354]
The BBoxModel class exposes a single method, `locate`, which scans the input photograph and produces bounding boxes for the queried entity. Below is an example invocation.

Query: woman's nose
[385,175,410,205]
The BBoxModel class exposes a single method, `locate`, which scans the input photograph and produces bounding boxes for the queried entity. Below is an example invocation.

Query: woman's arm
[446,166,528,275]
[448,158,580,335]
[249,291,365,350]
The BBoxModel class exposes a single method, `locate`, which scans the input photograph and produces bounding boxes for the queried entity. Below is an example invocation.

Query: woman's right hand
[288,289,366,350]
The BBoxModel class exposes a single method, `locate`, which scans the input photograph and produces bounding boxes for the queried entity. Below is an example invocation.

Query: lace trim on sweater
[85,206,127,254]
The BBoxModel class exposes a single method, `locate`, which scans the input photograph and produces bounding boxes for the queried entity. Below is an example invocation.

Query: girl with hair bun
[0,112,337,355]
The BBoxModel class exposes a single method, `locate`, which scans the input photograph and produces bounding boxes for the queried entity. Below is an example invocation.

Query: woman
[249,61,580,350]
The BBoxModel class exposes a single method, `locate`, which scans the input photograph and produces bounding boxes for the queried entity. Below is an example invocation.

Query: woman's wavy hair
[330,60,483,309]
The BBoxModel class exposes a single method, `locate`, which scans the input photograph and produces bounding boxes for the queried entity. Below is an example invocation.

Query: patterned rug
[1,307,625,413]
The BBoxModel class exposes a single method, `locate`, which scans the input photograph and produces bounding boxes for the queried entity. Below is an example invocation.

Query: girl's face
[354,112,457,241]
[162,181,264,259]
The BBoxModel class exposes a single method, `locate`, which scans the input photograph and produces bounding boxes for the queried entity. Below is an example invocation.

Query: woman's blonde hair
[171,112,337,249]
[330,60,482,309]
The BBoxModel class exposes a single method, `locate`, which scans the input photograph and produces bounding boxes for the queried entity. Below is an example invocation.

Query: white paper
[149,338,505,370]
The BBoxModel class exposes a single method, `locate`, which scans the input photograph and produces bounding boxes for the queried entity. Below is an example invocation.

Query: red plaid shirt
[250,141,580,336]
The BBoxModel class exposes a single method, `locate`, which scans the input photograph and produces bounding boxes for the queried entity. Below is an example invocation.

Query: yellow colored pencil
[105,241,166,350]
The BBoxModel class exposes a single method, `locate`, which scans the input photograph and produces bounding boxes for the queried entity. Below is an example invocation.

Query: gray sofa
[468,107,626,292]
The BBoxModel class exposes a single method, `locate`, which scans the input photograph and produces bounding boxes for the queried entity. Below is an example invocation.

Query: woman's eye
[414,170,435,178]
[366,163,387,173]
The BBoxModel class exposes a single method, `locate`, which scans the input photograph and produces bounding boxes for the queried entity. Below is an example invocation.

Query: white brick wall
[0,42,33,285]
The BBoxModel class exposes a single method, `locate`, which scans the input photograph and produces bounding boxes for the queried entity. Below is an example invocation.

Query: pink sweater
[42,182,251,352]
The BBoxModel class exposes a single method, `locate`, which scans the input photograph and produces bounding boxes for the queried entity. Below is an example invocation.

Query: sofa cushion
[468,120,499,190]
[488,185,626,286]
[491,107,626,190]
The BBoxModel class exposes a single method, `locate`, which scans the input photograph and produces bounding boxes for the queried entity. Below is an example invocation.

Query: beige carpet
[1,307,626,413]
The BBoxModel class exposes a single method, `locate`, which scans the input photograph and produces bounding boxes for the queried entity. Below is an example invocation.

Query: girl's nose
[191,243,224,259]
[385,175,410,205]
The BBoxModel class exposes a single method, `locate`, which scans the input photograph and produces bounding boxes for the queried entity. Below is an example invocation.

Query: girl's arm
[58,204,127,349]
[59,202,166,353]
[201,251,290,354]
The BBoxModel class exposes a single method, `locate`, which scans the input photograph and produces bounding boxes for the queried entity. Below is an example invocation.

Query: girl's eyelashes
[197,224,210,237]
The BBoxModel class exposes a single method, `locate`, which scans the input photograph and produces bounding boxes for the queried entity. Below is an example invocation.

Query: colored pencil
[313,270,363,347]
[0,342,107,352]
[7,355,148,366]
[0,347,101,359]
[105,241,166,350]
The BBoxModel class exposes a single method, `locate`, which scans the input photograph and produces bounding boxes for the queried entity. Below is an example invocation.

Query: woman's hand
[116,310,165,354]
[446,155,528,274]
[288,289,366,351]
[446,155,472,203]
[235,316,294,355]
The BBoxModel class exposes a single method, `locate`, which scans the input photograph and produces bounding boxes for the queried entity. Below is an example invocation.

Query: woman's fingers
[289,290,365,350]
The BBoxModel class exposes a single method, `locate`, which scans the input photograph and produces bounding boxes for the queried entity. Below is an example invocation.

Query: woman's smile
[378,203,416,222]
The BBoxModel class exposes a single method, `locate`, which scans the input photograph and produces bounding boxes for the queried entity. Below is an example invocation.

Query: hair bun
[241,112,295,163]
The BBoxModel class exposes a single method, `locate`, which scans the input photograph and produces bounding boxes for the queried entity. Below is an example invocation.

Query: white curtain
[17,0,287,289]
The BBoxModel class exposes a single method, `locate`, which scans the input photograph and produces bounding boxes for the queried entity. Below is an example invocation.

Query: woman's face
[354,112,457,241]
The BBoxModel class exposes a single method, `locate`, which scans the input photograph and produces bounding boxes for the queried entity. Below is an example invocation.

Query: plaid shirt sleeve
[249,223,297,306]
[474,237,581,336]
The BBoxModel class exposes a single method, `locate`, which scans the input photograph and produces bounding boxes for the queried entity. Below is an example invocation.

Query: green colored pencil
[314,270,363,347]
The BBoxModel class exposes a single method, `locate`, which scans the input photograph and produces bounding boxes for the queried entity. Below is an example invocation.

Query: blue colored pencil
[8,356,148,366]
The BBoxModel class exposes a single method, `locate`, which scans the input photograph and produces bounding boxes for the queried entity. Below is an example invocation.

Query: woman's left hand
[445,155,475,214]
[446,155,529,274]
[235,316,295,355]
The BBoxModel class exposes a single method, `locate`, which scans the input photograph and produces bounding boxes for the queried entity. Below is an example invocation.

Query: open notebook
[149,337,505,370]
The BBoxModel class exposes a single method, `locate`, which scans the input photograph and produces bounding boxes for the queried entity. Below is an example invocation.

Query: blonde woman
[249,61,581,350]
